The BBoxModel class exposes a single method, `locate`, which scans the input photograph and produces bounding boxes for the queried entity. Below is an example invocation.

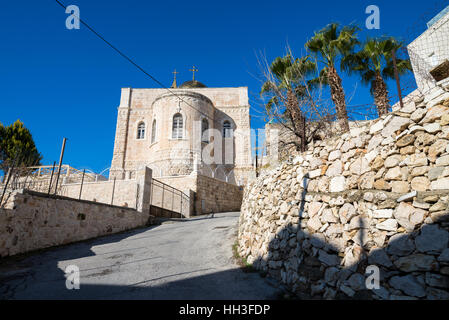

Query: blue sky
[0,0,446,174]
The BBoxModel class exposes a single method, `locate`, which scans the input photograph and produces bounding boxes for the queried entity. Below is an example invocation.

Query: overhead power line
[54,0,238,130]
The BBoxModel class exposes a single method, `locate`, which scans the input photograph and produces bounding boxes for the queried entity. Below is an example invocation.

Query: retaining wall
[238,88,449,299]
[0,189,150,258]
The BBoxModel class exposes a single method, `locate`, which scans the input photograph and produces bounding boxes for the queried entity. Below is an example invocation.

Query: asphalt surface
[0,212,281,300]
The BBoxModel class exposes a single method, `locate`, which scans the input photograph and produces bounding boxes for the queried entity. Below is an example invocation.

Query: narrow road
[0,212,281,300]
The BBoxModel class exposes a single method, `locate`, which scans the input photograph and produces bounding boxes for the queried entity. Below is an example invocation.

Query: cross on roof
[171,69,179,88]
[189,66,198,81]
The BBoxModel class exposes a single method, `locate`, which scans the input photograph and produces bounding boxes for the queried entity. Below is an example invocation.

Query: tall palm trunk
[286,88,306,152]
[327,66,349,132]
[372,72,390,117]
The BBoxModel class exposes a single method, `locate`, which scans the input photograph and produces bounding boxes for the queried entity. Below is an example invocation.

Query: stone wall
[157,175,196,194]
[0,189,151,258]
[109,87,253,186]
[194,173,243,214]
[56,167,153,212]
[238,89,449,299]
[158,173,243,214]
[408,8,449,91]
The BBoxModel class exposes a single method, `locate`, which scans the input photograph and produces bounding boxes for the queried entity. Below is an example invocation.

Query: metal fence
[345,2,449,122]
[149,178,190,218]
[0,163,109,207]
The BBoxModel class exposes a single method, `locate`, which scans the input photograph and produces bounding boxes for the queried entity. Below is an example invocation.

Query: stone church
[109,69,254,195]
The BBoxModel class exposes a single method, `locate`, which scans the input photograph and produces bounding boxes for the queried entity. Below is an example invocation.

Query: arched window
[223,121,232,138]
[137,122,145,139]
[172,113,183,139]
[201,118,209,143]
[151,119,157,143]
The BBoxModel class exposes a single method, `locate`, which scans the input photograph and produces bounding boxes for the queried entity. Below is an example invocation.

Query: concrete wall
[0,190,151,258]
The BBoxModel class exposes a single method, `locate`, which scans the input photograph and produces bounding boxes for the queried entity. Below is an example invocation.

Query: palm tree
[343,37,412,117]
[306,23,359,132]
[261,54,316,152]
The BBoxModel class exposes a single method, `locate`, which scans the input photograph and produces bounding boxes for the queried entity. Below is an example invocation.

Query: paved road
[0,212,281,300]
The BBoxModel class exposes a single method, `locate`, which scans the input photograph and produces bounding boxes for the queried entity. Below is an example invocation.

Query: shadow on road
[0,214,281,300]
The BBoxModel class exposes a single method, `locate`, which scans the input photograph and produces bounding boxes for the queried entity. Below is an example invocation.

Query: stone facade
[238,87,449,299]
[157,173,243,214]
[0,189,151,258]
[60,179,139,208]
[109,86,253,186]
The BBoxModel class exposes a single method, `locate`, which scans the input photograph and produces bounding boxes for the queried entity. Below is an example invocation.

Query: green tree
[0,120,42,178]
[343,37,412,117]
[306,23,360,132]
[261,54,317,152]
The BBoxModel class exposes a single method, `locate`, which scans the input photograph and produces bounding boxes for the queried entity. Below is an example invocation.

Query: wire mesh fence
[0,162,109,208]
[345,1,449,122]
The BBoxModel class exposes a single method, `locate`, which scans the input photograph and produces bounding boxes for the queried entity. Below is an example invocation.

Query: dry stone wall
[238,89,449,300]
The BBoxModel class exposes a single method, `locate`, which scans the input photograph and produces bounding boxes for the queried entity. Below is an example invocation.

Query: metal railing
[150,178,190,218]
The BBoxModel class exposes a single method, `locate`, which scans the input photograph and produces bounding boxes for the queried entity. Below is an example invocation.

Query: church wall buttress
[110,88,132,180]
[109,87,254,186]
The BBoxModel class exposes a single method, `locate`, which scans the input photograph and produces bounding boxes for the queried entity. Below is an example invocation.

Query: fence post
[150,180,154,205]
[54,138,67,196]
[48,161,56,195]
[0,166,14,206]
[181,194,183,219]
[79,169,86,200]
[111,177,116,205]
[161,184,165,211]
[136,183,139,210]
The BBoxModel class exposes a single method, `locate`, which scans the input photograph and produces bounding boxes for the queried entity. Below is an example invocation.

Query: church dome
[179,80,207,89]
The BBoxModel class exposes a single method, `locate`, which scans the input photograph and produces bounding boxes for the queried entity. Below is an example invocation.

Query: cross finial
[171,69,179,88]
[189,66,198,81]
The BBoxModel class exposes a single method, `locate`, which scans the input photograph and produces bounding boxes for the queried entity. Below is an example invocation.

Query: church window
[137,122,145,139]
[151,119,157,143]
[201,118,209,142]
[223,121,232,138]
[172,113,183,139]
